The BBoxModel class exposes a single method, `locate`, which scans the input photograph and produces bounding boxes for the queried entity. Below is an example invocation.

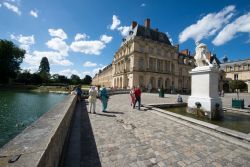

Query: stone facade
[220,58,250,92]
[92,19,195,93]
[92,64,112,87]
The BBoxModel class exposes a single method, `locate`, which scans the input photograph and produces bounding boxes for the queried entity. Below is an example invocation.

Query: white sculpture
[194,41,213,67]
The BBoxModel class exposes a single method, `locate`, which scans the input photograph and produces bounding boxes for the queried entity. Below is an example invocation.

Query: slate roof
[220,58,250,69]
[210,54,221,66]
[121,24,172,46]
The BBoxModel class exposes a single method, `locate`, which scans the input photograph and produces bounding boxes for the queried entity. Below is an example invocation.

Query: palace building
[220,57,250,93]
[92,19,195,93]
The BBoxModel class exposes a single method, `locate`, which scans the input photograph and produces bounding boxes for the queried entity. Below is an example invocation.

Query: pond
[0,91,67,148]
[164,107,250,134]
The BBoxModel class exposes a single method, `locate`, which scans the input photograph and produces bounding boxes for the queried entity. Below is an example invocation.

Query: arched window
[150,77,155,89]
[165,78,170,89]
[158,78,163,88]
[119,77,123,88]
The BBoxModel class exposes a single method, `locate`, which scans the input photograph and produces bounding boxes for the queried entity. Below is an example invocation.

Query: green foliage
[38,57,50,83]
[38,57,50,73]
[81,75,92,85]
[229,80,247,92]
[51,74,69,84]
[15,71,43,85]
[70,74,81,85]
[0,39,25,83]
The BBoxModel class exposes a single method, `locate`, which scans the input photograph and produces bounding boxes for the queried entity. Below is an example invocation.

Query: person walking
[99,86,109,112]
[133,86,141,110]
[130,86,136,107]
[75,85,82,102]
[88,86,98,114]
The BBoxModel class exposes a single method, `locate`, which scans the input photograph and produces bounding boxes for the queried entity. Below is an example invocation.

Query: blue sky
[0,0,249,78]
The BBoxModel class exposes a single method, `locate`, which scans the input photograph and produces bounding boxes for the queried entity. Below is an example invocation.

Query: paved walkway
[63,93,250,167]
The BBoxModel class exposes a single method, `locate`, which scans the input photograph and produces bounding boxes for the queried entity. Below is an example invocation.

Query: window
[165,79,170,89]
[139,76,144,87]
[166,61,170,72]
[171,63,175,73]
[157,60,162,72]
[149,47,153,54]
[234,74,238,80]
[157,48,161,55]
[139,58,144,70]
[158,78,163,88]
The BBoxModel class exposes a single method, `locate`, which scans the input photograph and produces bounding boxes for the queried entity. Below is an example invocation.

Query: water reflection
[164,107,250,134]
[0,91,67,148]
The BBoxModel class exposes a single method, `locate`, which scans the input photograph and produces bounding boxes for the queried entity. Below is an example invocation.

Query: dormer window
[122,38,126,42]
[129,31,133,35]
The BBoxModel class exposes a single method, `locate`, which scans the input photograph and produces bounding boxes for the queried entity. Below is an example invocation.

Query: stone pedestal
[187,66,223,119]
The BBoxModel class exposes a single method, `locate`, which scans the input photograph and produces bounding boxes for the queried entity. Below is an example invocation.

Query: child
[130,86,136,107]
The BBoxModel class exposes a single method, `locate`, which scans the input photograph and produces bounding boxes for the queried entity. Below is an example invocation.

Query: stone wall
[0,95,76,167]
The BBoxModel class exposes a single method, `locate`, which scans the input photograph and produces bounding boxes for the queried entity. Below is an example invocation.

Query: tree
[51,74,69,84]
[82,75,92,85]
[15,70,32,84]
[229,80,247,92]
[70,74,81,85]
[30,73,43,85]
[0,39,25,83]
[38,57,50,83]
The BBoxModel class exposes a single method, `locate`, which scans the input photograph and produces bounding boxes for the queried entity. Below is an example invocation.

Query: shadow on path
[105,111,124,114]
[81,101,101,167]
[95,113,116,117]
[62,101,101,167]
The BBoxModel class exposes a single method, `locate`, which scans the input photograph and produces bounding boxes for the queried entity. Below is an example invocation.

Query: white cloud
[213,12,250,46]
[0,4,2,7]
[100,34,113,43]
[21,65,38,74]
[70,40,105,55]
[110,15,121,30]
[75,33,89,41]
[166,32,173,45]
[24,51,73,67]
[82,71,92,76]
[140,3,146,7]
[10,34,35,51]
[46,37,69,56]
[179,5,235,43]
[3,2,21,15]
[118,26,131,36]
[83,61,97,67]
[30,10,38,18]
[48,28,67,40]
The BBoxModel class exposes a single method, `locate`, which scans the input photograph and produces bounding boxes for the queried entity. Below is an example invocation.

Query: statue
[194,41,213,67]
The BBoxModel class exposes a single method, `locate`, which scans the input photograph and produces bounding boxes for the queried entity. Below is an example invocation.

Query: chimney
[174,44,179,50]
[144,18,150,28]
[132,21,137,29]
[180,49,189,56]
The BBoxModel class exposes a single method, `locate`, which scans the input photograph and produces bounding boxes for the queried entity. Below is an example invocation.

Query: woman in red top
[133,86,141,110]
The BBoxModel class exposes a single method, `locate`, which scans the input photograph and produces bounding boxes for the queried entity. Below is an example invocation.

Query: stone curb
[144,104,250,150]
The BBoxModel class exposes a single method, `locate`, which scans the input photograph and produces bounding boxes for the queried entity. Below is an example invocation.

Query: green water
[164,107,250,134]
[0,91,67,148]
